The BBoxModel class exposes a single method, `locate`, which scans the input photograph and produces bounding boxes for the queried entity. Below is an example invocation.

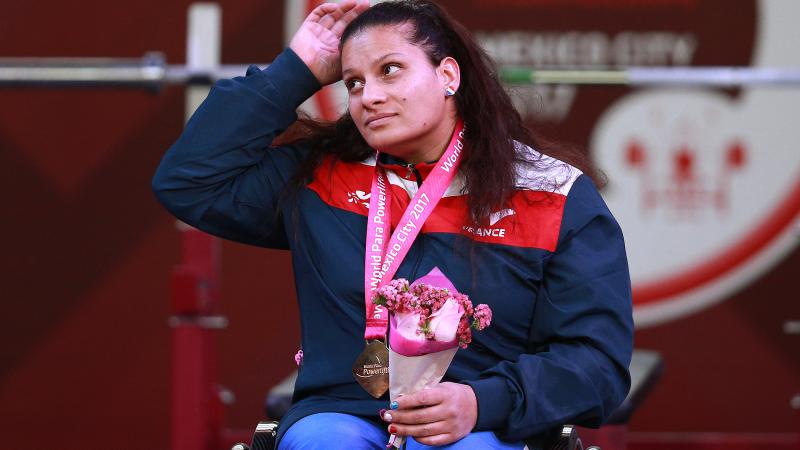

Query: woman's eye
[383,64,400,76]
[346,79,364,92]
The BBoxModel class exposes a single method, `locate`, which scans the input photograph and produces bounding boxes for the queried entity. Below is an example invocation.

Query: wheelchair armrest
[606,349,664,424]
[526,424,602,450]
[232,421,278,450]
[265,372,296,420]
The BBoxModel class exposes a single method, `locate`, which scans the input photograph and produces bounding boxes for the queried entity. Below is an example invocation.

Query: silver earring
[445,86,456,96]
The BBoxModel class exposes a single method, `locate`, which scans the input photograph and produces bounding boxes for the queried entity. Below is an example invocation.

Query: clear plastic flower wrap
[372,267,492,448]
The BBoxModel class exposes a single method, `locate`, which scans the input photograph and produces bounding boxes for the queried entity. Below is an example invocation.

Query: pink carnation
[472,304,493,330]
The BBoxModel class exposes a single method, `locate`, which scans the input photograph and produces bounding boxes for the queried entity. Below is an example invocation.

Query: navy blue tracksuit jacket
[152,48,634,444]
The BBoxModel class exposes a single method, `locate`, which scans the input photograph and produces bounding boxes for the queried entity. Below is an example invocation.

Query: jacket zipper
[405,163,415,180]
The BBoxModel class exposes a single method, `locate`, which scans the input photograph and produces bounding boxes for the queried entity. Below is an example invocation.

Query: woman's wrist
[462,377,513,431]
[256,48,321,107]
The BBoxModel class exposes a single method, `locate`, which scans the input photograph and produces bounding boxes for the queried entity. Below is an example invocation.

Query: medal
[356,120,466,397]
[352,339,390,398]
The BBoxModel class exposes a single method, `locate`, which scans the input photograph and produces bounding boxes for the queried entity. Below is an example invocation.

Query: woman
[152,1,634,449]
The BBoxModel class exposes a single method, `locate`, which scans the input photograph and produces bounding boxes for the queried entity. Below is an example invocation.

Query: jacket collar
[377,153,438,182]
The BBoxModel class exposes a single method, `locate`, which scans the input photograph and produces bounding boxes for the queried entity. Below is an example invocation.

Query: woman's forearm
[151,48,320,245]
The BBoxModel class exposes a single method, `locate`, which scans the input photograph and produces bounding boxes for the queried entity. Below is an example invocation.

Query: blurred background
[0,0,798,449]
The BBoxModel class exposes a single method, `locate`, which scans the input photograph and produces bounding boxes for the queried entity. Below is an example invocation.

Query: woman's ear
[438,57,461,95]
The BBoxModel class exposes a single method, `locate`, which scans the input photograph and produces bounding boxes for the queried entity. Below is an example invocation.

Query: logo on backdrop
[623,136,747,215]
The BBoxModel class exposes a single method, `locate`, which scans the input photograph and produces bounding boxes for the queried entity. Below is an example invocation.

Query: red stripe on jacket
[307,157,566,251]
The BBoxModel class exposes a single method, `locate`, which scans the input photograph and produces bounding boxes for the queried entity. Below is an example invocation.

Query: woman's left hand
[385,382,478,446]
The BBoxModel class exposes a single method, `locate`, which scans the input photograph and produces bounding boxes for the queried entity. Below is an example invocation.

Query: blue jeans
[278,412,525,450]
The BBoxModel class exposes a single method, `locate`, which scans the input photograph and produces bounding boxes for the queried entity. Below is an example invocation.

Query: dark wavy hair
[277,0,600,225]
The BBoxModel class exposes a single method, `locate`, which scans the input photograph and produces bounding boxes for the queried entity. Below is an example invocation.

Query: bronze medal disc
[352,340,390,398]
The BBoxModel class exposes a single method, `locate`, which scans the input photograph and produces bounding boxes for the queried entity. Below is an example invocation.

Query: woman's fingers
[331,0,370,37]
[308,1,365,33]
[393,386,445,410]
[412,434,458,447]
[391,419,450,438]
[387,403,451,426]
[388,410,465,447]
[316,6,343,30]
[306,3,342,24]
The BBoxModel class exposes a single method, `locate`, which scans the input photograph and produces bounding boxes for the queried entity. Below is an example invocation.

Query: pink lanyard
[363,119,466,341]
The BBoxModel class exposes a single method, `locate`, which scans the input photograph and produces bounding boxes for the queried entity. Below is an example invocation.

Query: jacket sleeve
[463,174,634,440]
[151,48,321,248]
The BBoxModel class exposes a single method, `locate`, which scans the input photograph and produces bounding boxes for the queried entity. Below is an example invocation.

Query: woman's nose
[361,81,387,106]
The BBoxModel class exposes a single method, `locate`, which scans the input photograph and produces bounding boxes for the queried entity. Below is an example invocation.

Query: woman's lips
[365,113,396,128]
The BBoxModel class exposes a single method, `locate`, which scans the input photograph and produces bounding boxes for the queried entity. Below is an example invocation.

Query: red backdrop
[0,1,797,449]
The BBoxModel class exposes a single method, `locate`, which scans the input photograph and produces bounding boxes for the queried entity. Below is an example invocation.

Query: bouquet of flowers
[372,267,492,448]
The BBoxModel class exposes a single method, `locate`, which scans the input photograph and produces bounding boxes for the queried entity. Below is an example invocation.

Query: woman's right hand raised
[289,0,370,86]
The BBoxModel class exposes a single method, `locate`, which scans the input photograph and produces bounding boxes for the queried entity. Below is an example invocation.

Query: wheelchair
[231,349,662,450]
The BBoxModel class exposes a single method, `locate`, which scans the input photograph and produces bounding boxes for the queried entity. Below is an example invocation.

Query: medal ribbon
[363,119,465,341]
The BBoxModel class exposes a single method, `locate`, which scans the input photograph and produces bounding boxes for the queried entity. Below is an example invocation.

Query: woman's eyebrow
[374,52,404,64]
[343,52,405,78]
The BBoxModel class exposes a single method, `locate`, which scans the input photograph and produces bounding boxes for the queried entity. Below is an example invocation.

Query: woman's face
[341,24,460,163]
